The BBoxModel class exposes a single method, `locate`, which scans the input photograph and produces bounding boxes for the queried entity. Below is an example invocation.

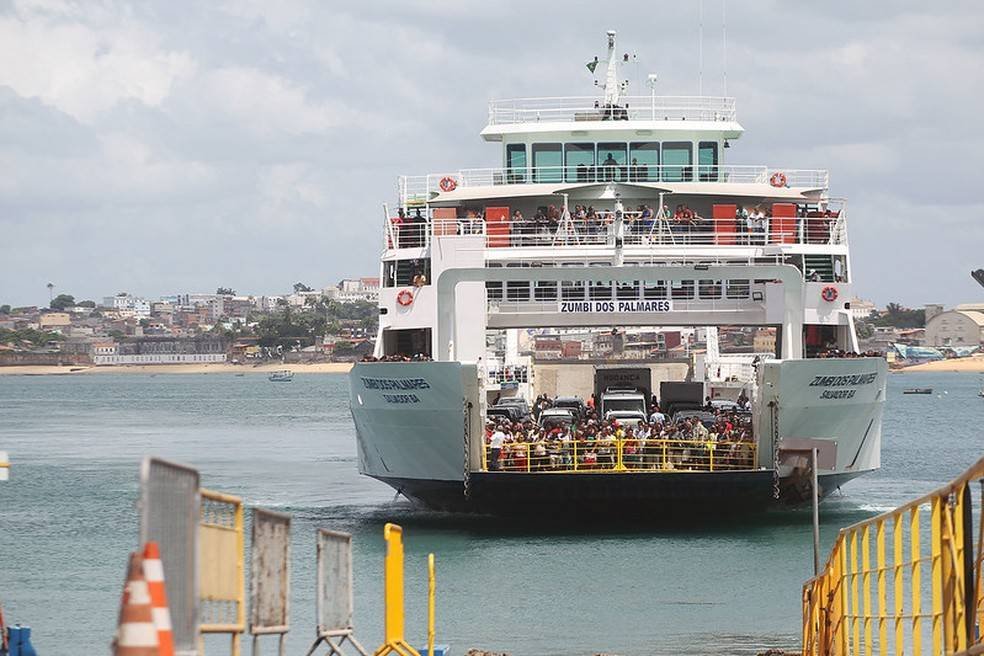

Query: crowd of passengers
[392,203,838,248]
[360,353,433,362]
[486,395,755,472]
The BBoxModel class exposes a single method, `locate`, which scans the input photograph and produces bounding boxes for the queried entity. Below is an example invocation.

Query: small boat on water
[268,370,293,382]
[903,388,933,395]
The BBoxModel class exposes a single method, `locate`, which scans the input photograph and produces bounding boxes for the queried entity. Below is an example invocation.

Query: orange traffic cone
[114,552,160,656]
[141,542,174,656]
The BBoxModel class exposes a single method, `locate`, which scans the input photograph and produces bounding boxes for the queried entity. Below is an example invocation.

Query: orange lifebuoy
[821,286,838,302]
[770,172,788,188]
[396,289,414,306]
[439,176,457,192]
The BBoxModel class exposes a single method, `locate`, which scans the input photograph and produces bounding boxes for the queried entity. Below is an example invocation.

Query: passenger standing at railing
[737,206,750,245]
[601,152,618,181]
[392,209,405,248]
[410,209,427,246]
[639,204,654,236]
[511,209,527,246]
[489,425,507,471]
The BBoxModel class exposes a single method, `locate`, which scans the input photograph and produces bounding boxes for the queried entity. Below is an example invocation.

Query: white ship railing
[398,166,829,206]
[487,95,737,125]
[386,209,848,253]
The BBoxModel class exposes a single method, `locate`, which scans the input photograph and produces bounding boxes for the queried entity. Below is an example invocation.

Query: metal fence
[199,488,245,653]
[317,529,355,635]
[140,457,201,656]
[250,508,291,651]
[802,456,984,655]
[486,438,757,474]
[307,529,368,656]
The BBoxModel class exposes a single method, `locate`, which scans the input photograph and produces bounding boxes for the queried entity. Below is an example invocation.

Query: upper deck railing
[387,208,849,253]
[487,95,737,125]
[398,165,830,208]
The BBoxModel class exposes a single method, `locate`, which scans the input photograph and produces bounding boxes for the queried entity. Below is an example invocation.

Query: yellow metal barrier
[427,553,435,656]
[802,456,984,656]
[199,487,245,656]
[374,523,420,656]
[485,437,756,473]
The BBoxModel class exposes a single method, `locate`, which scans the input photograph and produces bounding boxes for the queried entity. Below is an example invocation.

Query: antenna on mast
[603,30,620,105]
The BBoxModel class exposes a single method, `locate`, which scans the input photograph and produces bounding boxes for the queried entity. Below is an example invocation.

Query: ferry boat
[348,32,887,515]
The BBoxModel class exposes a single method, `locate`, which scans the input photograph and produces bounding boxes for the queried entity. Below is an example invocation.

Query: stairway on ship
[803,254,835,282]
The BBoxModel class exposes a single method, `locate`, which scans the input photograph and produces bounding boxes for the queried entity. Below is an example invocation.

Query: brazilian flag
[586,57,598,74]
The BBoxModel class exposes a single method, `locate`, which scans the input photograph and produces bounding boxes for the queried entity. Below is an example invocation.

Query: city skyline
[1,1,982,306]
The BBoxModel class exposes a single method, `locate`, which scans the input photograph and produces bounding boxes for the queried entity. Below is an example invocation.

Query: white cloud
[0,8,196,122]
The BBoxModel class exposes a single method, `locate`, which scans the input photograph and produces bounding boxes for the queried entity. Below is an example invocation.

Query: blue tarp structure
[893,343,980,361]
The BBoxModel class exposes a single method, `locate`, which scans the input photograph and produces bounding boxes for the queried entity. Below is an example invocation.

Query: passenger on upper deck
[601,152,619,181]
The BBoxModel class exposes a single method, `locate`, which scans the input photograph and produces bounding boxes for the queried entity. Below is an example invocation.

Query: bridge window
[726,279,750,299]
[629,142,660,182]
[564,143,595,182]
[698,280,723,299]
[506,144,527,183]
[616,280,640,300]
[670,280,695,300]
[597,142,627,182]
[642,279,667,300]
[505,263,531,302]
[534,279,558,302]
[486,262,502,300]
[532,143,562,183]
[662,142,693,182]
[698,141,719,181]
[561,263,585,301]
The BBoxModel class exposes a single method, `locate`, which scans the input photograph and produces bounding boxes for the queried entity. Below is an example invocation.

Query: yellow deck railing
[802,456,984,656]
[484,437,757,473]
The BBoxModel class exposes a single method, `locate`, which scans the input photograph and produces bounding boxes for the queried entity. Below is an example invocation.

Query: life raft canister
[396,289,414,306]
[769,171,788,188]
[821,286,838,302]
[439,176,457,192]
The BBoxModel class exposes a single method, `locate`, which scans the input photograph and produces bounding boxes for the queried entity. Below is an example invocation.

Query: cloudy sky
[1,0,981,308]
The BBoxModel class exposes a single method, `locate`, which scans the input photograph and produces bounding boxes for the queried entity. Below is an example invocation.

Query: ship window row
[486,265,751,302]
[506,141,718,183]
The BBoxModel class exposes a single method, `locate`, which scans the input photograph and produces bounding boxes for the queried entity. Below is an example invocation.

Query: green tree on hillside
[0,304,10,314]
[50,294,76,310]
[873,303,925,329]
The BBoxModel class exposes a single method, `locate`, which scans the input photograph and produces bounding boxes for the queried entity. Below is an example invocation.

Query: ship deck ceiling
[426,181,822,205]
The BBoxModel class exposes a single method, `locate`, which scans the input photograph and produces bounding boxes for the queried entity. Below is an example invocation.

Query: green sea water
[0,371,981,654]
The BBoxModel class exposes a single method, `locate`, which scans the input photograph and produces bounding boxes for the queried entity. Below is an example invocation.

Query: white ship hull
[348,358,887,515]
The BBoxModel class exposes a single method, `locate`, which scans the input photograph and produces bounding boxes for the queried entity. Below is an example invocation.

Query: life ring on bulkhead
[439,176,458,192]
[396,289,415,307]
[821,286,839,302]
[769,171,788,188]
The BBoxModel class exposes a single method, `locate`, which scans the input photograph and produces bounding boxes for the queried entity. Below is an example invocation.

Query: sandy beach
[0,362,354,376]
[897,355,984,374]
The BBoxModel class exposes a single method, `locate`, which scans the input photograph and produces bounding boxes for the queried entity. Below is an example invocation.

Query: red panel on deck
[432,207,458,236]
[485,206,510,247]
[712,204,737,245]
[770,203,797,244]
